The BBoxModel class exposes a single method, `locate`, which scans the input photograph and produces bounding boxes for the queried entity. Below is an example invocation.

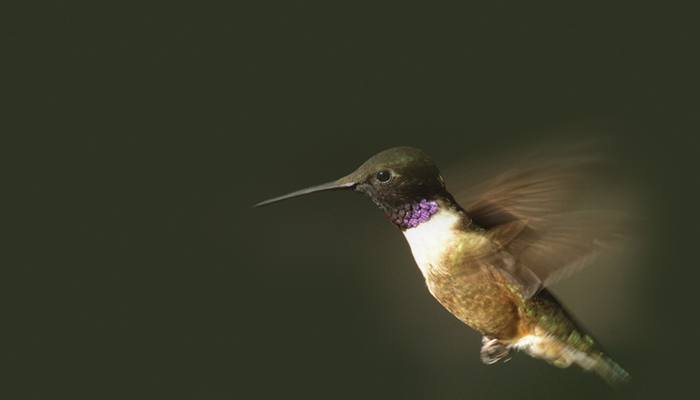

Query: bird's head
[255,147,449,228]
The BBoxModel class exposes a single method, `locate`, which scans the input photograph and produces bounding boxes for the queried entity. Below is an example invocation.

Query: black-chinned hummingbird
[256,146,630,385]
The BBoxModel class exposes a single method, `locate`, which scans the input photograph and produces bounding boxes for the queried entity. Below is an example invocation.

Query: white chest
[402,209,463,277]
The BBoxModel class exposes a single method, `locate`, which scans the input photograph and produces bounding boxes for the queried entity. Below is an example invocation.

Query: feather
[444,143,633,297]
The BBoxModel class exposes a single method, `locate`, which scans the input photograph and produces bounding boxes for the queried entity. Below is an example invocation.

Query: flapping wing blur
[444,144,633,298]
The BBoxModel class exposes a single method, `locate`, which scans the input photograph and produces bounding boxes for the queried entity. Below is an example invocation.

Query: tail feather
[580,352,630,386]
[515,335,630,385]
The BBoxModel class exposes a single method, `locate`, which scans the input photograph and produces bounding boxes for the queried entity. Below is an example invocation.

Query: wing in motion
[445,143,635,298]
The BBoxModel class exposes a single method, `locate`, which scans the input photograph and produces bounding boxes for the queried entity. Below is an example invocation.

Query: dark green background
[6,1,699,399]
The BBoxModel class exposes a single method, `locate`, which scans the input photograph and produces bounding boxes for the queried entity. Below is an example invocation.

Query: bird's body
[257,146,631,385]
[401,197,628,383]
[404,201,521,339]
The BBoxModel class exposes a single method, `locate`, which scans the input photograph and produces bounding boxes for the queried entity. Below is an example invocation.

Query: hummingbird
[256,146,630,385]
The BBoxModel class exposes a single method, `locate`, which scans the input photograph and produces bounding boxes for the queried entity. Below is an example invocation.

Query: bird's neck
[399,196,484,277]
[385,193,464,230]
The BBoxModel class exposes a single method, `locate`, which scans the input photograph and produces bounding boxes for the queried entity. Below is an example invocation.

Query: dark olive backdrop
[6,1,699,399]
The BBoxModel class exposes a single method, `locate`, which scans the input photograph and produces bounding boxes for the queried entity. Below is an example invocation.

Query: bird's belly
[426,272,520,339]
[403,208,520,339]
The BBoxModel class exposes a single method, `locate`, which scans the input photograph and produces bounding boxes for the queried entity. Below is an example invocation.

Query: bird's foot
[480,337,511,365]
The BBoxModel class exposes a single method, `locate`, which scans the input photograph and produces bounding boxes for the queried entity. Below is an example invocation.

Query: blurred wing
[445,144,631,298]
[453,150,604,227]
[486,212,630,297]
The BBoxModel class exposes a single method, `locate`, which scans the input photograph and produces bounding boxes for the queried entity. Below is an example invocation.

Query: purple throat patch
[392,199,439,229]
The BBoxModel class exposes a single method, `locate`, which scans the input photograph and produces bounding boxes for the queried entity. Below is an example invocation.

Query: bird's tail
[515,334,630,385]
[585,352,631,386]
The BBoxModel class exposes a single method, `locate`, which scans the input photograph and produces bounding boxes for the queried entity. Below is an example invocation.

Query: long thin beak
[254,178,356,207]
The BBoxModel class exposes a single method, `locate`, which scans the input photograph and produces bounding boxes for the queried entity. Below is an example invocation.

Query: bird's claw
[480,337,511,365]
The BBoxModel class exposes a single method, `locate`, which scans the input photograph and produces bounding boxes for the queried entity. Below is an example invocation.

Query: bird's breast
[403,207,520,337]
[402,207,487,277]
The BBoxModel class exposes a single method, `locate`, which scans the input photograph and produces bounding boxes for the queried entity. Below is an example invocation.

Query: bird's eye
[376,170,392,182]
